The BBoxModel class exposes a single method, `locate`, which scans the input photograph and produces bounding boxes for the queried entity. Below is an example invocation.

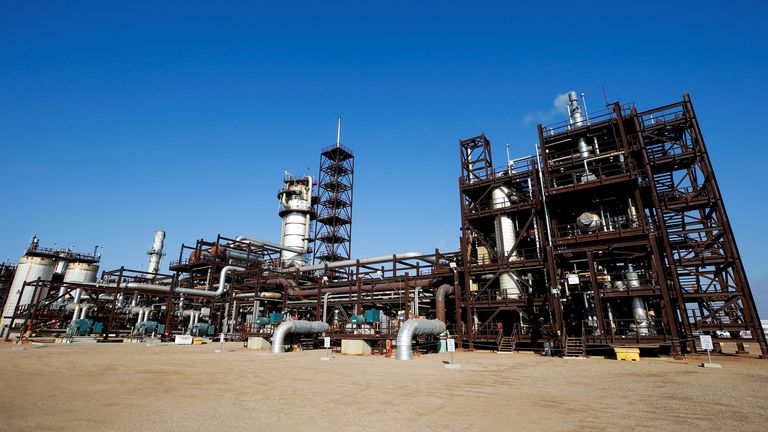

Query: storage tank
[1,255,56,331]
[63,261,99,284]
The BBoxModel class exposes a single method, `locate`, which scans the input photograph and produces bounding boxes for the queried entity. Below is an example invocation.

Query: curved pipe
[396,319,446,361]
[270,320,329,354]
[435,284,453,323]
[235,236,304,254]
[78,266,246,298]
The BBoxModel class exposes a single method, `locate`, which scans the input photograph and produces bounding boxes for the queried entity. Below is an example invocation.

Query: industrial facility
[2,93,765,359]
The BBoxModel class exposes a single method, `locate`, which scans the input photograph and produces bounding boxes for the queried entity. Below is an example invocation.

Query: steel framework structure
[458,94,767,356]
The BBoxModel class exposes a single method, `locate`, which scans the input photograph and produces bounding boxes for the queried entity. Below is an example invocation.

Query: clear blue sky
[2,1,767,317]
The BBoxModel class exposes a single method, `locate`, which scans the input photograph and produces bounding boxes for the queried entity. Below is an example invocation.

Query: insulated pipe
[234,236,304,254]
[270,320,330,354]
[79,304,89,320]
[78,266,246,298]
[395,319,447,361]
[435,284,453,323]
[322,292,330,322]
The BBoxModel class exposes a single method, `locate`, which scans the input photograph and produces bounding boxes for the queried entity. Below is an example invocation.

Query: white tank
[492,186,522,299]
[63,261,99,284]
[1,255,56,330]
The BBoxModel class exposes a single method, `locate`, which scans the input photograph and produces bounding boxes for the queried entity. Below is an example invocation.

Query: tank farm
[1,93,765,360]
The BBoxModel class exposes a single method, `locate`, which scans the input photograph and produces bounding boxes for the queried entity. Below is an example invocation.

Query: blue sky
[2,1,767,316]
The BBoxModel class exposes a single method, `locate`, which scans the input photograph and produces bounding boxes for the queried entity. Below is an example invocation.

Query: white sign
[447,338,456,352]
[700,335,714,351]
[324,336,331,348]
[567,274,580,285]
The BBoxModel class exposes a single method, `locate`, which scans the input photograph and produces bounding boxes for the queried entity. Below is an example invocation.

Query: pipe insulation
[395,319,447,361]
[270,320,329,354]
[492,186,522,299]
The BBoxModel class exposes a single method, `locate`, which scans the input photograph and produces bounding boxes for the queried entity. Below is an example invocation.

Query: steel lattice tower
[313,119,354,267]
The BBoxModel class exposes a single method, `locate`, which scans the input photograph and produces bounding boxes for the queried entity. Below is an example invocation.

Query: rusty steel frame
[457,94,767,357]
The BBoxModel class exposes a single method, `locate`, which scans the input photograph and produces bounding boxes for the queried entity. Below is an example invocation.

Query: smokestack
[147,230,166,277]
[567,91,584,127]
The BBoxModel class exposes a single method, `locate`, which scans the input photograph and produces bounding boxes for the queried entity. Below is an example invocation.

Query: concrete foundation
[341,339,371,355]
[247,337,272,351]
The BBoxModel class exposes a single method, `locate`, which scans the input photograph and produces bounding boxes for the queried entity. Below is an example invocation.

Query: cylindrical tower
[492,186,522,299]
[147,230,165,277]
[278,176,315,266]
[1,255,56,331]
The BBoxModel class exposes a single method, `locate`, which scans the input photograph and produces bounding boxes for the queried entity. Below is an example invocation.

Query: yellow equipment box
[192,337,205,345]
[614,347,640,362]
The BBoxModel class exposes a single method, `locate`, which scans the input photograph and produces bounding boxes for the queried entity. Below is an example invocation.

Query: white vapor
[522,91,572,126]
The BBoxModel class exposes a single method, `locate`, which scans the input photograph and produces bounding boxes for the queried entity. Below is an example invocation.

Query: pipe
[288,252,442,273]
[79,304,89,320]
[412,286,420,316]
[322,292,330,322]
[435,284,453,323]
[632,297,650,336]
[235,236,303,254]
[395,319,446,361]
[273,278,433,298]
[270,320,330,354]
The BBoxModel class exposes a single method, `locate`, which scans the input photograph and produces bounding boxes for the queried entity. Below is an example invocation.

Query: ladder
[564,336,585,357]
[497,336,516,353]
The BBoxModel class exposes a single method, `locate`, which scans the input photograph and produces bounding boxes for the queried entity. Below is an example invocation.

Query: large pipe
[435,284,453,323]
[270,320,329,354]
[395,319,446,361]
[322,292,330,322]
[632,297,650,336]
[235,236,304,254]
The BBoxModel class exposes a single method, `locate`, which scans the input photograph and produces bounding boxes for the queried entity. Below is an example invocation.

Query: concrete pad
[247,337,272,351]
[341,339,371,355]
[700,362,722,369]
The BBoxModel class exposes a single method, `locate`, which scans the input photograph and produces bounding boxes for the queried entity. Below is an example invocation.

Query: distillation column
[278,176,314,267]
[492,186,522,299]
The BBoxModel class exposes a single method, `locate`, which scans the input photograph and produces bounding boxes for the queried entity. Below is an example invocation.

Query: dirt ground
[0,342,765,432]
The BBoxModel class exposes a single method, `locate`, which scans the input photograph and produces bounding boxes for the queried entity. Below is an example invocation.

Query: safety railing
[582,318,670,344]
[556,214,647,242]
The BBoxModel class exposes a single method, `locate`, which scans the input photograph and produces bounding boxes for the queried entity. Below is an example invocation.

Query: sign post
[699,335,721,368]
[321,336,332,361]
[443,338,461,369]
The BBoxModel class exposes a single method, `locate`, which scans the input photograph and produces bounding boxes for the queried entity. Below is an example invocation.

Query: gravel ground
[0,342,765,431]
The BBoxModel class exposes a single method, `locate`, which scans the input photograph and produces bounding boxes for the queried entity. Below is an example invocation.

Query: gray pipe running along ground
[434,284,453,323]
[270,320,329,354]
[395,319,446,361]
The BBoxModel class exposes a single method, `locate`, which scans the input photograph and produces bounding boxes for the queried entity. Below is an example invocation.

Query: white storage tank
[63,261,99,284]
[1,255,56,331]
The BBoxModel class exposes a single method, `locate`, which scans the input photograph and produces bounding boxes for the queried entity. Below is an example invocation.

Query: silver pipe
[395,319,446,361]
[270,320,330,354]
[322,292,330,322]
[234,236,303,253]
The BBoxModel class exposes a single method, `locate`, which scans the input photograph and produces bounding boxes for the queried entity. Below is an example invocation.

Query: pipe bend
[270,320,329,354]
[435,284,453,323]
[395,319,446,361]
